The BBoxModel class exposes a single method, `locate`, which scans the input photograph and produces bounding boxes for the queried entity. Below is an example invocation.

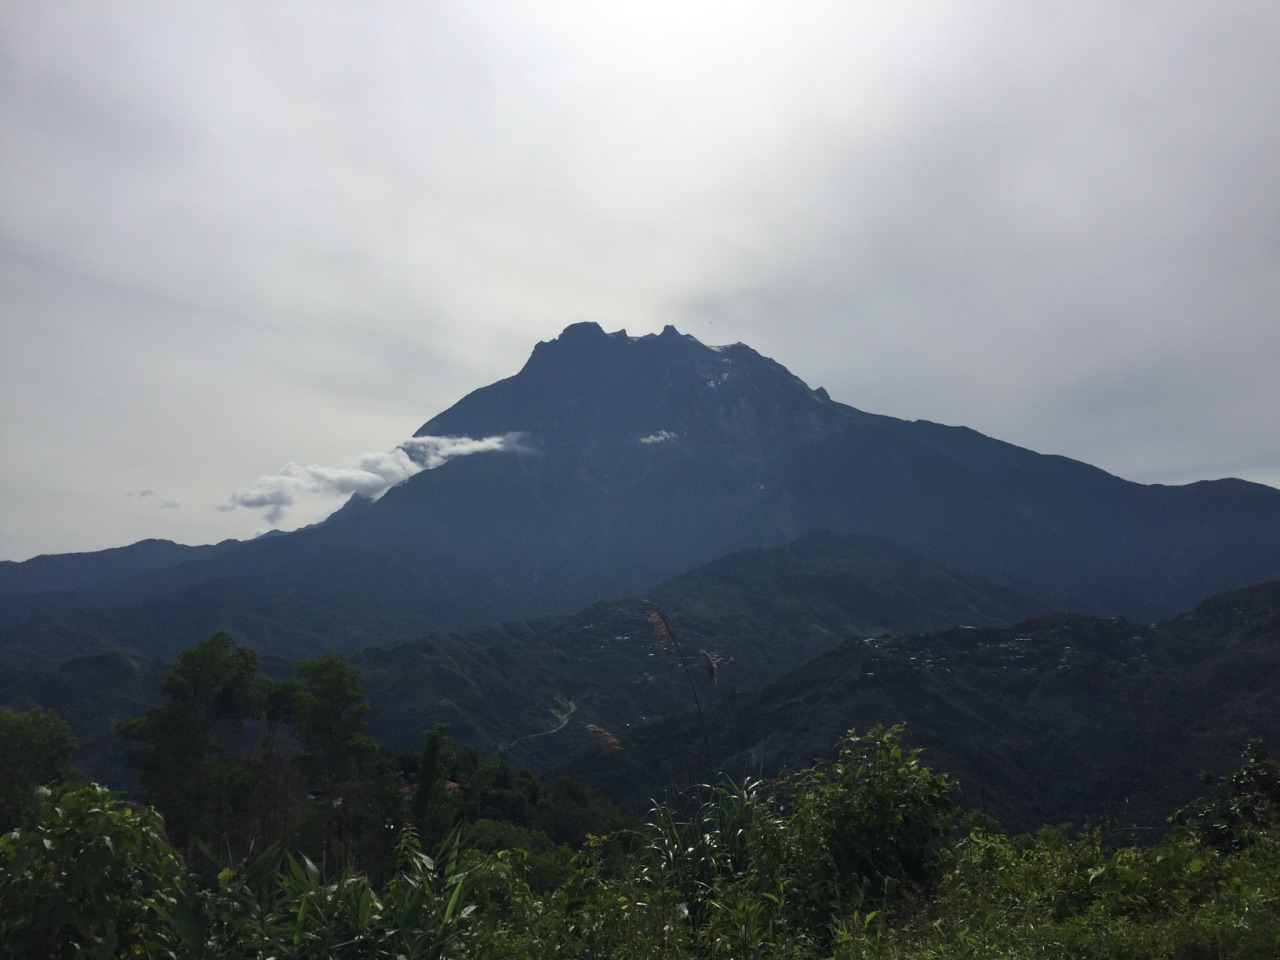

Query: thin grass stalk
[645,601,714,774]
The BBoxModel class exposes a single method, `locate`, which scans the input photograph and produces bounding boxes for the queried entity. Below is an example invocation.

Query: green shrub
[0,783,183,959]
[789,724,955,924]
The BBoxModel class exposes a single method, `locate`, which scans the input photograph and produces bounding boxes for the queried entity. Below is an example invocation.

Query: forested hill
[564,578,1280,834]
[1,530,1048,790]
[3,537,1278,836]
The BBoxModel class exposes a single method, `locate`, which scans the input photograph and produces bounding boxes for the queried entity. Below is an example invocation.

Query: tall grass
[645,601,714,773]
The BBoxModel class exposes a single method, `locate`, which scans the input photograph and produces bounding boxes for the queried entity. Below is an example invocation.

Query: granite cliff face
[2,323,1278,663]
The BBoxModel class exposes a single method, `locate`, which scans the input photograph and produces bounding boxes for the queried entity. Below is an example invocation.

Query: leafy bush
[789,724,955,920]
[1181,737,1280,852]
[0,783,182,959]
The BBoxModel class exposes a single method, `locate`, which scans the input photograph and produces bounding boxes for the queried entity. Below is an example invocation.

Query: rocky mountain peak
[415,323,839,448]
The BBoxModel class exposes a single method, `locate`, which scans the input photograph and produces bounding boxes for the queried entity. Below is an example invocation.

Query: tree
[119,640,406,873]
[414,722,459,850]
[0,706,77,830]
[290,652,394,871]
[292,652,377,794]
[117,632,262,852]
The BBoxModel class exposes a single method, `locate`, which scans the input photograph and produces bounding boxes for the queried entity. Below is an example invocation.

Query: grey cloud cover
[1,1,1277,560]
[128,489,180,510]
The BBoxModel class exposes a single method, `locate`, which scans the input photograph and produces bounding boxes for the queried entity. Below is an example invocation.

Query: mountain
[2,322,1278,666]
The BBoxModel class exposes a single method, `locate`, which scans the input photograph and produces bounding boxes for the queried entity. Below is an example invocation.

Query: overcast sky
[2,1,1278,562]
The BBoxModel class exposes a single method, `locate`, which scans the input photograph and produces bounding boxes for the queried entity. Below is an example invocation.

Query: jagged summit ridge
[415,322,846,450]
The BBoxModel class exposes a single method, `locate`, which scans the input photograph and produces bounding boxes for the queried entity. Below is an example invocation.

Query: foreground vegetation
[4,619,1280,958]
[3,721,1280,958]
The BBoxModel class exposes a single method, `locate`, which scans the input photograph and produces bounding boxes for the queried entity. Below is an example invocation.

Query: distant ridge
[0,538,239,595]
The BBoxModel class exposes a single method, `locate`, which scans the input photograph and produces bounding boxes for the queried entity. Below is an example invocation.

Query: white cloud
[639,431,677,444]
[400,433,532,467]
[219,433,528,526]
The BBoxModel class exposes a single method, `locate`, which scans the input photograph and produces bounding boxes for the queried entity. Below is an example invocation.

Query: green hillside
[573,579,1280,833]
[2,530,1043,790]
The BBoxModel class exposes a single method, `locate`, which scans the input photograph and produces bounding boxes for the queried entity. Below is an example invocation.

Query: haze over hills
[1,530,1046,791]
[5,530,1276,837]
[1,322,1278,667]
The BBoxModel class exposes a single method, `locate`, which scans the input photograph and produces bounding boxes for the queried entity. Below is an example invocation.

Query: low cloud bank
[221,433,528,525]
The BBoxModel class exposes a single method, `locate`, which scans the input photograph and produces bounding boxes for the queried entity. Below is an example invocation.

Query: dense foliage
[107,633,631,884]
[0,783,183,959]
[0,704,76,829]
[4,724,1280,958]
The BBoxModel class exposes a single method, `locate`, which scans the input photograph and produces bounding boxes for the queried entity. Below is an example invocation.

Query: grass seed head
[698,649,717,684]
[645,601,674,647]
